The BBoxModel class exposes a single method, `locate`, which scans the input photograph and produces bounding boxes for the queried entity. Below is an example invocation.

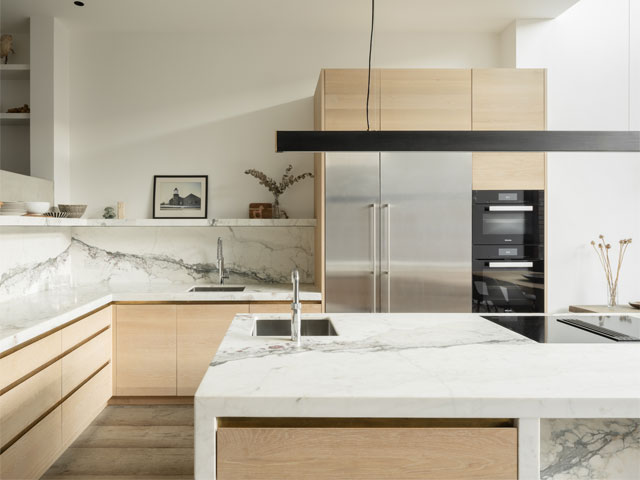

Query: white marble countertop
[0,217,316,227]
[0,283,321,353]
[195,313,640,419]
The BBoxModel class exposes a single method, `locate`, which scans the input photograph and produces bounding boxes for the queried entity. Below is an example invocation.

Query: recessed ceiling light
[73,1,85,6]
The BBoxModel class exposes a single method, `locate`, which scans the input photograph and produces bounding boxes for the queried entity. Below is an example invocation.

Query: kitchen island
[195,313,640,480]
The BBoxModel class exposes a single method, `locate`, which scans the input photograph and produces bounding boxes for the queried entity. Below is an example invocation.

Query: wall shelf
[0,113,30,125]
[0,64,30,80]
[0,217,317,227]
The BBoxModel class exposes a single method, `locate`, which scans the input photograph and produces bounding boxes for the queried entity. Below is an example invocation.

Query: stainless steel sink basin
[187,285,246,292]
[253,318,338,337]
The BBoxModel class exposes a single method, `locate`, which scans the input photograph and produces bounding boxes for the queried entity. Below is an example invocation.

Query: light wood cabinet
[0,360,61,447]
[324,69,380,131]
[0,331,61,390]
[62,329,111,396]
[472,68,546,131]
[61,306,111,352]
[176,304,249,395]
[249,302,323,314]
[62,363,111,448]
[472,152,546,190]
[217,424,517,479]
[381,69,472,130]
[116,304,177,396]
[0,406,62,480]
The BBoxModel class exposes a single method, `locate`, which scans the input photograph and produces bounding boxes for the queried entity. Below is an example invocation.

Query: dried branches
[591,235,633,305]
[244,164,314,197]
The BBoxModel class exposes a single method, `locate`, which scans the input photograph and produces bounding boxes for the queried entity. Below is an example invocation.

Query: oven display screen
[498,193,518,201]
[499,248,518,256]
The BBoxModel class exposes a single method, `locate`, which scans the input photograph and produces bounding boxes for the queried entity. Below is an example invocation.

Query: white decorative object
[25,201,50,214]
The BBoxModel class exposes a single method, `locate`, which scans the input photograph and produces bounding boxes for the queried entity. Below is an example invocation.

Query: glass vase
[272,195,281,219]
[607,285,618,308]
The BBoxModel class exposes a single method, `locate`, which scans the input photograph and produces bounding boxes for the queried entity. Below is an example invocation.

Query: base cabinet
[217,421,517,480]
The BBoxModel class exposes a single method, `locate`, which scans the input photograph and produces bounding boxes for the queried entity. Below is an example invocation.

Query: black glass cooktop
[482,315,640,343]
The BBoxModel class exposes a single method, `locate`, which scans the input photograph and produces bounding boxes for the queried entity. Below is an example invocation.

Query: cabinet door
[324,69,380,131]
[381,69,471,130]
[176,304,249,396]
[472,68,546,131]
[472,152,546,190]
[116,305,177,396]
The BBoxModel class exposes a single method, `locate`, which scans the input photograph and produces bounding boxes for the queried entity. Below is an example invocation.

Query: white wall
[68,30,499,219]
[515,0,640,311]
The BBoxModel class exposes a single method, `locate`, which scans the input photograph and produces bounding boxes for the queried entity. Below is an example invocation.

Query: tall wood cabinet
[313,68,547,302]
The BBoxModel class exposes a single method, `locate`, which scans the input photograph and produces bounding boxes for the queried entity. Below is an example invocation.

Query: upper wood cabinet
[472,152,546,190]
[324,69,380,131]
[380,69,472,130]
[176,304,250,396]
[116,304,177,396]
[472,69,546,131]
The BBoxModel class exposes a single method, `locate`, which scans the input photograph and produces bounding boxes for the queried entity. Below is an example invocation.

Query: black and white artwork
[153,175,208,218]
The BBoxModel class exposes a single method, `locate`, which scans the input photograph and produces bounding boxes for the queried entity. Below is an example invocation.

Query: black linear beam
[276,130,640,152]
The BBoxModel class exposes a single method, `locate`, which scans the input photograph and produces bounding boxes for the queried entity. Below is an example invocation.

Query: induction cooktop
[482,315,640,343]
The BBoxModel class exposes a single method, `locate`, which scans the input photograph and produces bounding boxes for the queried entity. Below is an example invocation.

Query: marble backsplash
[541,419,640,480]
[0,226,314,302]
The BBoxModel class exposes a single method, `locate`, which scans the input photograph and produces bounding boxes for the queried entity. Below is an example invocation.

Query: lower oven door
[472,259,544,313]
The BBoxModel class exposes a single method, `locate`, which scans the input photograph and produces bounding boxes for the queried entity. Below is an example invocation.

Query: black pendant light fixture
[276,1,640,153]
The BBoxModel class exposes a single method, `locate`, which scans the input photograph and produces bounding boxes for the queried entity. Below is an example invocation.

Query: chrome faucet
[291,269,302,345]
[217,237,229,285]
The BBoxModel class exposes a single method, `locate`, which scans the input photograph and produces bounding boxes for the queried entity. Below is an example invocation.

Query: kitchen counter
[0,283,321,353]
[195,312,640,479]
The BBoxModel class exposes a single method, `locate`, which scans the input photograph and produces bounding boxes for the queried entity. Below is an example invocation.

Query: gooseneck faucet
[291,269,302,345]
[217,237,229,285]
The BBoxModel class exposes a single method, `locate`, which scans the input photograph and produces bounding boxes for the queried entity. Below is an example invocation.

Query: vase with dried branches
[590,235,633,307]
[244,165,314,219]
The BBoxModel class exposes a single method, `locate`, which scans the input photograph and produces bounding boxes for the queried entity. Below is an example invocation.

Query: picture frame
[153,175,208,219]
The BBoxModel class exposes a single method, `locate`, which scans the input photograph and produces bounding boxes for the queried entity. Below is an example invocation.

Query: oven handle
[488,206,534,212]
[488,261,534,268]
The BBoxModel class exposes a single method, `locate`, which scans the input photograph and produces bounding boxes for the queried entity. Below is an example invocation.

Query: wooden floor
[42,405,194,479]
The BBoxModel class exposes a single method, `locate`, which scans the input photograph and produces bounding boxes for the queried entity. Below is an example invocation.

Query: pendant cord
[366,0,375,131]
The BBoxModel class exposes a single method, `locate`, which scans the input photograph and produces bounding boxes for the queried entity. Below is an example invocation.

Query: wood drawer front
[0,360,61,448]
[217,427,517,480]
[472,152,546,190]
[62,363,111,448]
[0,331,61,391]
[176,304,249,396]
[324,69,380,131]
[62,329,111,397]
[249,303,323,314]
[380,69,472,130]
[0,406,62,480]
[472,68,546,131]
[116,304,177,396]
[62,306,112,351]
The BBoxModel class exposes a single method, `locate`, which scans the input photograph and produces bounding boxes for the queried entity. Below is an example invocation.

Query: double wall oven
[472,190,544,313]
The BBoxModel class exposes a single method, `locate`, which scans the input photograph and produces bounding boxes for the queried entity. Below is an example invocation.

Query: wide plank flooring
[42,405,194,479]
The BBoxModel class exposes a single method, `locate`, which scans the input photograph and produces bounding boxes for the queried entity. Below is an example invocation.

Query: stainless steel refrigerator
[325,152,472,313]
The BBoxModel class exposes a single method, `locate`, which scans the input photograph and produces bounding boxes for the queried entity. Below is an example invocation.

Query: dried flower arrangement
[590,235,632,307]
[244,164,314,219]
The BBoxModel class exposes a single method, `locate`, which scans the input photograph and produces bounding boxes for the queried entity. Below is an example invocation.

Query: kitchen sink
[252,318,338,337]
[187,285,246,292]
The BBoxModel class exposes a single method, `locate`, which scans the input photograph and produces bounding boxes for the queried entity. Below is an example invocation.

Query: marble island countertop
[0,283,321,353]
[196,312,640,420]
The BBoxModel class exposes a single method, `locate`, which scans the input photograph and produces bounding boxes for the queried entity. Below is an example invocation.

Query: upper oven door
[472,190,544,245]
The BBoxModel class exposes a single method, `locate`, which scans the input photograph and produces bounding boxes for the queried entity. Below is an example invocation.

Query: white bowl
[25,202,51,214]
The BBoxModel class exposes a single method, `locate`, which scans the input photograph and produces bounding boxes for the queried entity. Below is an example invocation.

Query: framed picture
[153,175,208,219]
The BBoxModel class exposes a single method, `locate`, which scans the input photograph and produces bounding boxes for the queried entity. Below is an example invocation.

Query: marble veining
[541,419,640,480]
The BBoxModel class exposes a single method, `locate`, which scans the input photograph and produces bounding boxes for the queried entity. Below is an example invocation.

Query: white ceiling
[1,0,581,34]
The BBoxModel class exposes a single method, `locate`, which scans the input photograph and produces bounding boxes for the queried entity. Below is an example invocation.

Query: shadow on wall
[72,97,315,220]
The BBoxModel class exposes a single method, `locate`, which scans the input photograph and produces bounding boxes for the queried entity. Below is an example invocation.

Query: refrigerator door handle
[370,204,377,313]
[383,203,391,313]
